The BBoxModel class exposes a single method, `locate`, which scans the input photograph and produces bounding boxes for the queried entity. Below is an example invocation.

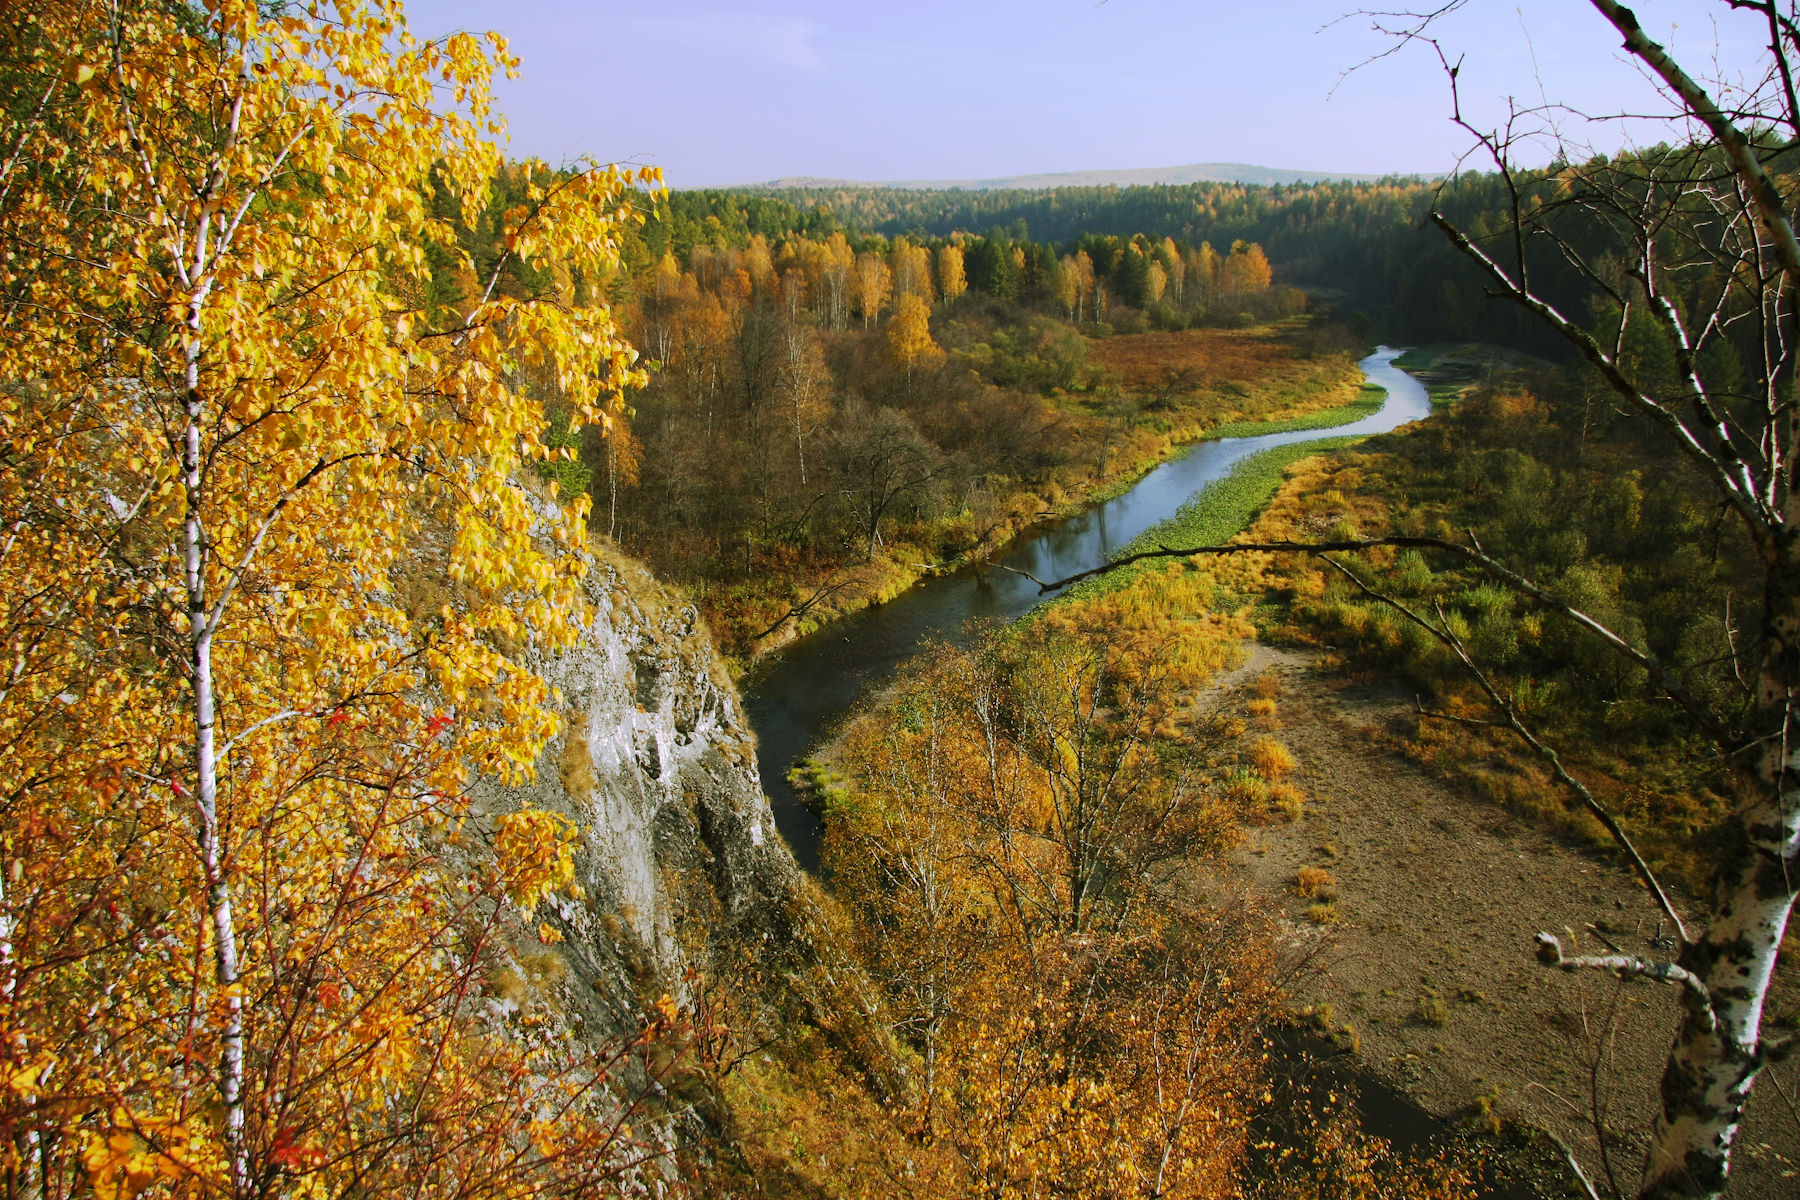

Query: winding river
[743,346,1432,870]
[736,347,1536,1194]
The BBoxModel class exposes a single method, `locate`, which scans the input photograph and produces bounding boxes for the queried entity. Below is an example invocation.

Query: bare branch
[1535,932,1711,1006]
[1431,211,1777,534]
[1026,534,1728,744]
[1543,1126,1607,1200]
[1591,0,1800,286]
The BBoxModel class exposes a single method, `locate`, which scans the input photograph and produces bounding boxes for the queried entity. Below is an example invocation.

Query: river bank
[731,333,1375,668]
[742,347,1429,872]
[1219,643,1796,1198]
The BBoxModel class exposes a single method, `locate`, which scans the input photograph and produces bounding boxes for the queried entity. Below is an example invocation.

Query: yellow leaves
[494,805,579,912]
[7,1052,56,1098]
[80,1108,209,1200]
[885,293,942,372]
[5,2,665,1193]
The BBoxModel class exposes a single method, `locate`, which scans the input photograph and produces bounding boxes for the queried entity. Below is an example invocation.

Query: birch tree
[1401,6,1800,1194]
[0,2,669,1195]
[1036,5,1800,1192]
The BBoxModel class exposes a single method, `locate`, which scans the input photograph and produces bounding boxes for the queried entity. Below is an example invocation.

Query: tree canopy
[0,2,668,1195]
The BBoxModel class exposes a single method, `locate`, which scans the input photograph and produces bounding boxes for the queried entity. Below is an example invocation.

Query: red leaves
[425,713,453,737]
[269,1126,325,1173]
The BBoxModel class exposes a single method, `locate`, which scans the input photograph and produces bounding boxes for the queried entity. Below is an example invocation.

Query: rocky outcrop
[469,544,804,1040]
[443,523,895,1192]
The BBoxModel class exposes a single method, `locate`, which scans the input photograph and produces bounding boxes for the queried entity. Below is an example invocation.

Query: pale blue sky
[399,1,1768,186]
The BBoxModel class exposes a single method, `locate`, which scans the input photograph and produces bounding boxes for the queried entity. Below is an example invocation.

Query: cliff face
[468,545,803,1040]
[448,528,894,1193]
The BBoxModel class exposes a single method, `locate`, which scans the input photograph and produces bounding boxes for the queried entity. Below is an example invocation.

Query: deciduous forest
[6,2,1800,1199]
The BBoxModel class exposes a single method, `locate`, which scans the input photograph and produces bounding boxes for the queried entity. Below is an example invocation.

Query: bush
[1290,866,1336,898]
[1249,737,1296,778]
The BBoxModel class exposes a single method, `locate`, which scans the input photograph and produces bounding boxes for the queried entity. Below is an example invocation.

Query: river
[738,347,1541,1194]
[743,346,1432,871]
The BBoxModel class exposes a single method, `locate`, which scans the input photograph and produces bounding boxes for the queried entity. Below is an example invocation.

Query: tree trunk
[1639,552,1800,1198]
[184,317,247,1196]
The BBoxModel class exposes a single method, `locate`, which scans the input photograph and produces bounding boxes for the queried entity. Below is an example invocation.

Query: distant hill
[749,162,1388,191]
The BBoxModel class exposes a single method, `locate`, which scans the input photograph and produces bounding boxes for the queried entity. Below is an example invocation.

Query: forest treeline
[652,164,1765,359]
[433,164,1347,656]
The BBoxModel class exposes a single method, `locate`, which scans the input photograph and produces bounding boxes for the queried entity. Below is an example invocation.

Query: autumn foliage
[0,2,678,1197]
[783,555,1477,1198]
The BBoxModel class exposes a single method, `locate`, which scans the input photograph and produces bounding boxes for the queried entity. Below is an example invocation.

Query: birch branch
[1535,932,1712,1008]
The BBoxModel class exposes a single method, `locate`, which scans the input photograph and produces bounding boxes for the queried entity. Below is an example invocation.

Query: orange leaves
[267,1126,326,1173]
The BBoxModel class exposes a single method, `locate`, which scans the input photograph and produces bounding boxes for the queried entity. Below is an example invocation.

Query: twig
[1542,1126,1606,1200]
[749,573,854,643]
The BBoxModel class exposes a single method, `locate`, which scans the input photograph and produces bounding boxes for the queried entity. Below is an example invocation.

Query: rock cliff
[468,543,805,1038]
[440,520,891,1192]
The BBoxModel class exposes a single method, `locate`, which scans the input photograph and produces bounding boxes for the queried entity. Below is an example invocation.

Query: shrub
[1414,991,1450,1026]
[1290,866,1336,898]
[1250,737,1297,778]
[1267,782,1307,820]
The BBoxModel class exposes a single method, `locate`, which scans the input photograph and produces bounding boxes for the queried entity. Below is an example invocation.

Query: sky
[399,0,1772,187]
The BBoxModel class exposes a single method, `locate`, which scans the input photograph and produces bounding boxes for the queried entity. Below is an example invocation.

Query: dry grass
[558,731,596,803]
[1249,737,1296,778]
[520,948,570,986]
[1267,782,1307,821]
[1290,866,1337,898]
[1085,328,1295,391]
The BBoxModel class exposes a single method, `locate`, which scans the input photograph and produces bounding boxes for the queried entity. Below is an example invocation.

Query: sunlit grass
[1203,383,1384,440]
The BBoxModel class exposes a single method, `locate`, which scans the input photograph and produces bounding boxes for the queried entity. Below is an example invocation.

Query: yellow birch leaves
[0,1,661,1194]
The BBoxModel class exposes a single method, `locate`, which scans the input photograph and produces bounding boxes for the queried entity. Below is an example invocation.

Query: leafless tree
[1026,5,1800,1193]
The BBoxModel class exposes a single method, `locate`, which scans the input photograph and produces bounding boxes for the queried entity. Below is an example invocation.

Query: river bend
[744,346,1431,869]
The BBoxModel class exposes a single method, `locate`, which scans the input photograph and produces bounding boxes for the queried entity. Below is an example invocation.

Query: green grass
[1392,343,1455,371]
[1057,435,1364,603]
[1202,384,1385,441]
[1126,436,1363,554]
